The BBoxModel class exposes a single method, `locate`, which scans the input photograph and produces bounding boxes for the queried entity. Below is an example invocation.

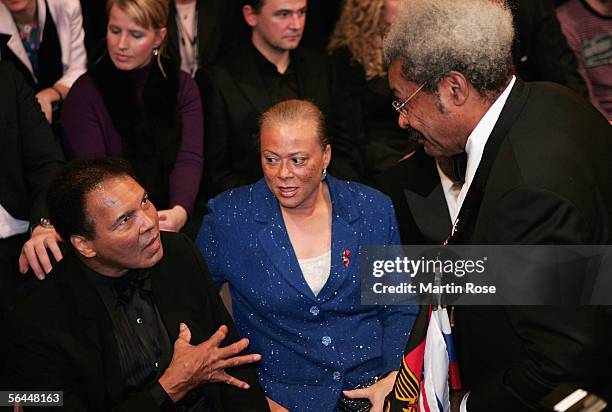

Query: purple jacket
[61,66,203,213]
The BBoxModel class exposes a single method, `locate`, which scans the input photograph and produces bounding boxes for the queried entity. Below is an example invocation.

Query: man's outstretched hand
[159,324,262,403]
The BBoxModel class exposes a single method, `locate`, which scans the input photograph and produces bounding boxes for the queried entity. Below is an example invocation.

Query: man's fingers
[33,241,53,275]
[217,337,250,359]
[177,323,192,344]
[18,252,29,275]
[342,387,371,400]
[204,325,228,349]
[217,371,250,390]
[22,245,45,279]
[217,353,262,370]
[45,238,63,262]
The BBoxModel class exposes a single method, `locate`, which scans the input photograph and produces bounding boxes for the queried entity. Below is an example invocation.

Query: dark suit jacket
[166,0,236,71]
[373,148,451,245]
[195,43,363,199]
[3,232,269,411]
[0,60,64,227]
[450,79,612,411]
[377,79,612,410]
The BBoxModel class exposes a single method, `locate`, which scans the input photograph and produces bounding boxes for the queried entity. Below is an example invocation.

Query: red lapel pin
[342,249,351,268]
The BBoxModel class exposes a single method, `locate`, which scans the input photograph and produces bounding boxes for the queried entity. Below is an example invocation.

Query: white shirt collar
[439,75,516,224]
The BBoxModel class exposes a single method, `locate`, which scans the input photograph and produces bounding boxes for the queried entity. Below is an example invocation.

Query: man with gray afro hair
[384,0,514,98]
[381,0,612,411]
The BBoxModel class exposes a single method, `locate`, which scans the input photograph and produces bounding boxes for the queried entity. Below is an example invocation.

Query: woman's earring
[321,168,327,181]
[152,47,159,56]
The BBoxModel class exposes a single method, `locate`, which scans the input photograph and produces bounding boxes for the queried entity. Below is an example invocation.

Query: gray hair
[383,0,514,98]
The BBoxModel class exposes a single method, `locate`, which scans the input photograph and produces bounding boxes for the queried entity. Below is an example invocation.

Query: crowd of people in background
[0,0,611,410]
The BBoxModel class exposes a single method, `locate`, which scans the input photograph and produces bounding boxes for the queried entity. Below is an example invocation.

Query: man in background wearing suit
[0,61,65,374]
[383,0,612,410]
[3,157,269,411]
[196,0,362,201]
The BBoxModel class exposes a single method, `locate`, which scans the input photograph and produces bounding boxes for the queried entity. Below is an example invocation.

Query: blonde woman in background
[61,0,203,234]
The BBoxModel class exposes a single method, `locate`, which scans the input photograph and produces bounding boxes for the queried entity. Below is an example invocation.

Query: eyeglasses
[392,83,425,118]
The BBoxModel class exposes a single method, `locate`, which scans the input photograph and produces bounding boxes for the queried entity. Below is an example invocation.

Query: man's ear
[243,5,258,28]
[439,71,470,107]
[70,235,96,258]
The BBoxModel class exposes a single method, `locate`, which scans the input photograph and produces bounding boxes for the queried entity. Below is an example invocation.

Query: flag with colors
[384,305,461,412]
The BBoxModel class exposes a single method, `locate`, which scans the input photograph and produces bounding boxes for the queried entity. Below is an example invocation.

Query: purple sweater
[61,66,204,213]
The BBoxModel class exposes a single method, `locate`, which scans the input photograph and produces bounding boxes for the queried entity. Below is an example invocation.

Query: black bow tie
[113,270,152,305]
[450,152,468,184]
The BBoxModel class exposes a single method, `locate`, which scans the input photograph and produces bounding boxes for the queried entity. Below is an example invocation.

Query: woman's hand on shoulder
[158,205,188,232]
[35,84,68,123]
[35,88,58,123]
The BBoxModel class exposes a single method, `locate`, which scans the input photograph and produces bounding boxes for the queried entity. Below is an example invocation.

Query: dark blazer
[195,43,363,199]
[3,232,269,411]
[452,79,611,410]
[0,60,64,226]
[510,0,588,96]
[373,148,450,245]
[386,79,611,411]
[166,0,236,71]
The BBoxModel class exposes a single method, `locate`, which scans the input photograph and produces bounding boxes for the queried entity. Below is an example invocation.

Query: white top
[175,1,198,77]
[297,250,331,297]
[439,76,517,225]
[0,0,87,87]
[0,203,29,239]
[437,161,463,224]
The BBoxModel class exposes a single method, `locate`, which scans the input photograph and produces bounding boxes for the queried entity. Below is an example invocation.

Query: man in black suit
[383,0,612,410]
[376,0,589,247]
[196,0,362,199]
[3,158,269,411]
[0,59,65,378]
[0,60,64,310]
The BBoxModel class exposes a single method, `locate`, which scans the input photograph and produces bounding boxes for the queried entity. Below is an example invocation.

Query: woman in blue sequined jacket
[196,99,417,411]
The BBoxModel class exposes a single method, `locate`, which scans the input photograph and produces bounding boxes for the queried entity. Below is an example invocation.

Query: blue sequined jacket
[196,176,417,411]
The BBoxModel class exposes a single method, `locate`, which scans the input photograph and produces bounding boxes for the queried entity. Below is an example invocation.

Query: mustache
[404,127,426,144]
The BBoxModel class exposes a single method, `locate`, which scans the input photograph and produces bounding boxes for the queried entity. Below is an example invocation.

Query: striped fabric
[385,306,462,412]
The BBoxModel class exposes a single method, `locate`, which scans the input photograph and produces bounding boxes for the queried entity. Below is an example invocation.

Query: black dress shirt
[85,265,210,411]
[252,46,299,104]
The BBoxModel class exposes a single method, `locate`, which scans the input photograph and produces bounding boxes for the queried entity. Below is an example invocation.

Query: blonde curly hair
[328,0,386,80]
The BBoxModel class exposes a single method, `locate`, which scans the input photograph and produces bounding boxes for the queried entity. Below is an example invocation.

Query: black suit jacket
[196,43,363,198]
[449,79,612,411]
[377,79,612,411]
[167,0,236,70]
[0,60,64,226]
[3,232,269,411]
[373,148,450,245]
